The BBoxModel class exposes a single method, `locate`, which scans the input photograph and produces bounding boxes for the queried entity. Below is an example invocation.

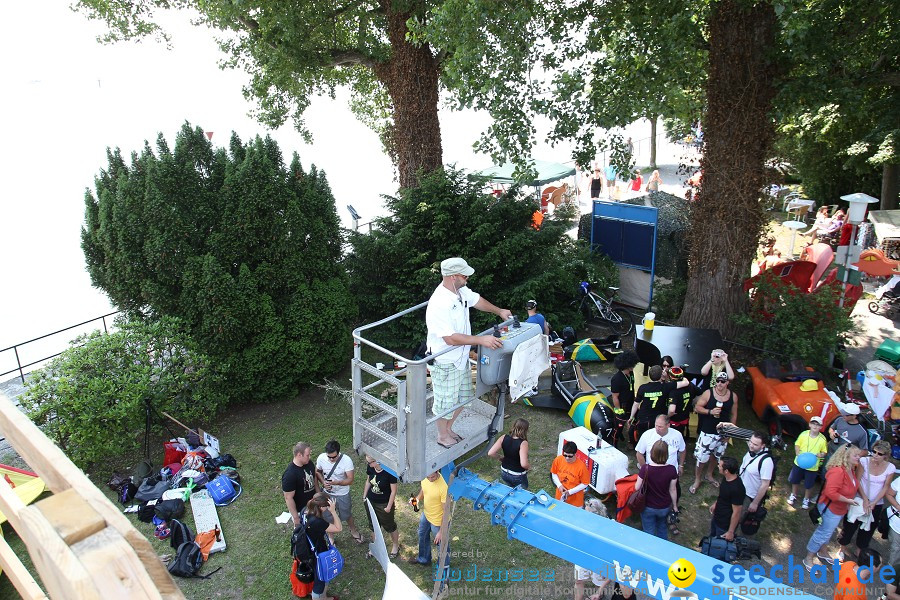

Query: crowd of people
[283,256,900,599]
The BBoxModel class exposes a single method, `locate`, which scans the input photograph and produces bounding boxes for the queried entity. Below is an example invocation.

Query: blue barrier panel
[591,200,659,304]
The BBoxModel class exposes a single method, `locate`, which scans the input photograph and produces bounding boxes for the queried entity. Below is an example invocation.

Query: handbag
[627,483,647,514]
[809,492,831,525]
[314,543,344,582]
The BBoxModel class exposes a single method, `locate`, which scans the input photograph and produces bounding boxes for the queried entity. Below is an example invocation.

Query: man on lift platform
[426,257,512,449]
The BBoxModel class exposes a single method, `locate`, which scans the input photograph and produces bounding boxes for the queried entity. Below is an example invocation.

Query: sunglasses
[563,453,575,458]
[873,451,888,456]
[662,363,671,368]
[327,453,339,460]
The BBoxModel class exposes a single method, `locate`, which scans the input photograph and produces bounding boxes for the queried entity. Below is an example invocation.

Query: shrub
[345,167,612,347]
[733,272,856,370]
[81,124,356,403]
[20,317,220,468]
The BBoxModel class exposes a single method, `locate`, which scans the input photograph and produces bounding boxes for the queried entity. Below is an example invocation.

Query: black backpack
[169,519,194,550]
[154,499,185,522]
[290,519,315,564]
[168,542,205,578]
[756,451,779,488]
[138,499,160,523]
[118,481,138,505]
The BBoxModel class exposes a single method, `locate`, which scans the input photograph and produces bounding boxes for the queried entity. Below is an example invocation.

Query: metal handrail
[0,311,121,383]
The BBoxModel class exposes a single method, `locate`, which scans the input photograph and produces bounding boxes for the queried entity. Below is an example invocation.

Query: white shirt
[635,428,685,468]
[314,453,355,496]
[889,478,900,534]
[739,451,774,499]
[425,283,481,370]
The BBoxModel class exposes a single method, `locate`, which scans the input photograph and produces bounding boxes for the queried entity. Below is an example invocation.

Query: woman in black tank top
[488,418,531,489]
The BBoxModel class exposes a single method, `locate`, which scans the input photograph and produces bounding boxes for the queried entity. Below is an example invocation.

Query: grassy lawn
[0,319,874,599]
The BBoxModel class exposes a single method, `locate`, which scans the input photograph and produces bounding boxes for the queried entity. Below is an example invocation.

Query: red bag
[290,558,314,597]
[163,441,187,466]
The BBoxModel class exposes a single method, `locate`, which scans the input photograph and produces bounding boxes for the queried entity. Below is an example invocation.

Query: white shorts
[694,431,728,464]
[574,565,606,586]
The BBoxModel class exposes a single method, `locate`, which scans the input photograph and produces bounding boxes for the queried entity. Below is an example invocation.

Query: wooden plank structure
[0,392,185,599]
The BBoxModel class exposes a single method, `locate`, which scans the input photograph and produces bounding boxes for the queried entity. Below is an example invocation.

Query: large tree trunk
[883,163,899,210]
[678,0,777,337]
[648,114,658,169]
[376,0,443,189]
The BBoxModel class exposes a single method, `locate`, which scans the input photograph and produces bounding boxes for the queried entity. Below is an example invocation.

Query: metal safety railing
[352,303,505,482]
[0,311,121,383]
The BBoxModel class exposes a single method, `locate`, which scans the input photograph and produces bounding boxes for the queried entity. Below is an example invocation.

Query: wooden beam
[0,531,47,600]
[35,490,106,545]
[0,392,185,599]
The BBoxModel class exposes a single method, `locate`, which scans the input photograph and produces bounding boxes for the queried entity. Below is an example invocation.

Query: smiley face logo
[668,558,696,588]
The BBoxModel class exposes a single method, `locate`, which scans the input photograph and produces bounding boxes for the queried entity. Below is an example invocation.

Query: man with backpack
[739,431,774,530]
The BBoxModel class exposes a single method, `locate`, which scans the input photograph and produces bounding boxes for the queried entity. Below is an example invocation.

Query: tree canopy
[76,0,564,187]
[82,123,356,402]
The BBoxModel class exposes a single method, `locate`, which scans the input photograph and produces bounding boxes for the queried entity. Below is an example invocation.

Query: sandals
[389,544,401,559]
[689,483,699,494]
[351,532,365,544]
[704,478,720,489]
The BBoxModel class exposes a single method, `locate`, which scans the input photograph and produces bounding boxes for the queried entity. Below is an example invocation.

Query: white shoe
[802,498,810,510]
[787,494,796,506]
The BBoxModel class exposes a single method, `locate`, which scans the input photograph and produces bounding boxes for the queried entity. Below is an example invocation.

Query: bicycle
[571,282,634,336]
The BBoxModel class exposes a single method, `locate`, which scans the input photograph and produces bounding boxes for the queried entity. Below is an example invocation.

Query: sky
[0,2,654,371]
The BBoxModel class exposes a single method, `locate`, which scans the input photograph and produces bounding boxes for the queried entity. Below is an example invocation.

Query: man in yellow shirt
[408,471,450,597]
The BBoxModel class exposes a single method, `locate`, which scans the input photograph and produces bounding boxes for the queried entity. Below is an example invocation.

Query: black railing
[0,311,121,384]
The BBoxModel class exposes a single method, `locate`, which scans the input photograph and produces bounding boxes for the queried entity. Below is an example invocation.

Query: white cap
[843,403,860,415]
[440,257,475,277]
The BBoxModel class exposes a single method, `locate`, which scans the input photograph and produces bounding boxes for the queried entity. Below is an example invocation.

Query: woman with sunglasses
[834,440,897,564]
[700,349,734,389]
[802,445,862,570]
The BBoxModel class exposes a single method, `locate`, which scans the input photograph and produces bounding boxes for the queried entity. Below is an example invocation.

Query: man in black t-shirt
[282,441,320,527]
[629,365,690,445]
[710,456,745,541]
[691,372,738,494]
[610,351,639,415]
[666,367,699,441]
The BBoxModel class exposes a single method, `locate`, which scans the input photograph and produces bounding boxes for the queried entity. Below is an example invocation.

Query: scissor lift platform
[352,302,543,482]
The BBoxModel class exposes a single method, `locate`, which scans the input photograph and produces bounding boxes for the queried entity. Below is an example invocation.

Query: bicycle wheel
[582,298,603,323]
[868,301,881,315]
[604,307,634,336]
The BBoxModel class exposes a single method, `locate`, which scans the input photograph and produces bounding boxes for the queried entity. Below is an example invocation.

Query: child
[787,416,828,509]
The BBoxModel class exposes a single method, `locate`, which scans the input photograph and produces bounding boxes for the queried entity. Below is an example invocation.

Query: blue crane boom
[448,468,823,600]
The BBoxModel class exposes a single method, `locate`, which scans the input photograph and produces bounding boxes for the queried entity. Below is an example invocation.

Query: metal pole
[838,223,857,309]
[14,347,24,384]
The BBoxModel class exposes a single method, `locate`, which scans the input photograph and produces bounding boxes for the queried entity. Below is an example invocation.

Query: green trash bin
[874,339,900,367]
